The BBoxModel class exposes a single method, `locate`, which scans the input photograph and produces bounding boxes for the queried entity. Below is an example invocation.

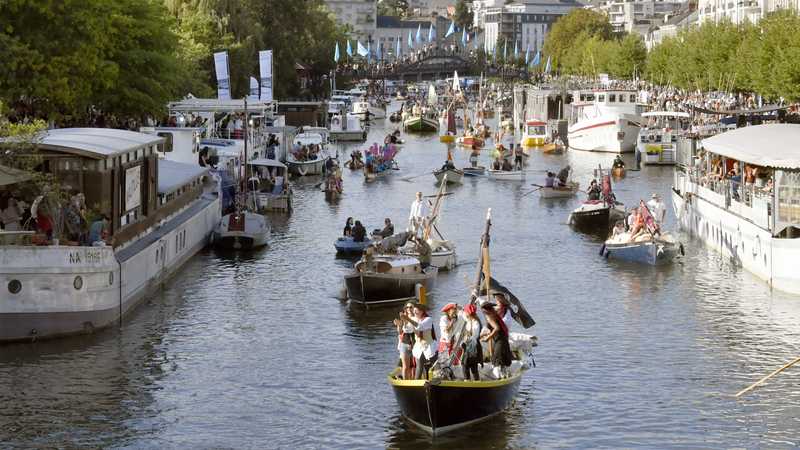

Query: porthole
[109,272,114,286]
[74,276,83,290]
[8,280,21,294]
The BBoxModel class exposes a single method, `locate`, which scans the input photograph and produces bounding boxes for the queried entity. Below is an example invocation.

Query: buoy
[415,283,426,305]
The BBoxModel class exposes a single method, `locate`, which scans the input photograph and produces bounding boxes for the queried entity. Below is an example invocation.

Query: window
[609,94,616,102]
[630,94,637,103]
[598,94,605,102]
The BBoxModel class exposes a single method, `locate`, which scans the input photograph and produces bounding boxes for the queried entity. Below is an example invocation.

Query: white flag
[259,50,273,102]
[214,51,231,100]
[249,76,259,100]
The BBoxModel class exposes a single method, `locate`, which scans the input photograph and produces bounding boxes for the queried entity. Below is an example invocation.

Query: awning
[701,124,800,169]
[248,158,286,169]
[689,104,788,116]
[0,165,32,187]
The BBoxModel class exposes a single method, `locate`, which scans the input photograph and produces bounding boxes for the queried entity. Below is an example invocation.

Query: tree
[543,9,613,70]
[378,0,409,17]
[610,33,646,79]
[454,0,473,31]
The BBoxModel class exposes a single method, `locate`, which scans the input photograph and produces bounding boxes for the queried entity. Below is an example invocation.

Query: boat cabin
[247,158,292,213]
[676,124,800,237]
[0,128,211,248]
[525,120,547,138]
[355,255,423,274]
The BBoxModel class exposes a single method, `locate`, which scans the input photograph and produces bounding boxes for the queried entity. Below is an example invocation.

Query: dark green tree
[454,0,473,30]
[543,9,613,70]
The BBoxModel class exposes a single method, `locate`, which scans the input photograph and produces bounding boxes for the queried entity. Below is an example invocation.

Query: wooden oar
[520,187,543,198]
[401,171,433,182]
[735,356,800,397]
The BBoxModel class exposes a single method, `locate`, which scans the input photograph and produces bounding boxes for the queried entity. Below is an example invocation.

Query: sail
[452,71,461,93]
[447,109,457,134]
[427,84,437,106]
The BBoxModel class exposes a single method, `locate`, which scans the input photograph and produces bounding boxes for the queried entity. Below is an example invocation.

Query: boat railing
[686,169,773,228]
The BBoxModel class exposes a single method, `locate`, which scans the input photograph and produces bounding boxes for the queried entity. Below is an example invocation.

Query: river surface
[2,107,800,449]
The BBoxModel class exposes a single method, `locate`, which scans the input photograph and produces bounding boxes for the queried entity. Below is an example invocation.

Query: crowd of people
[393,292,515,381]
[291,143,323,162]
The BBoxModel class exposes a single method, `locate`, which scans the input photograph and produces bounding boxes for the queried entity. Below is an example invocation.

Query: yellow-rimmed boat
[388,368,525,435]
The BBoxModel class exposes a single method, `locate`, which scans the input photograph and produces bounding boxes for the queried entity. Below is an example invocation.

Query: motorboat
[288,128,331,176]
[567,89,643,153]
[635,111,691,165]
[247,158,292,213]
[212,210,270,250]
[538,182,580,199]
[344,254,437,307]
[601,232,683,265]
[329,113,367,142]
[353,99,387,120]
[521,120,548,147]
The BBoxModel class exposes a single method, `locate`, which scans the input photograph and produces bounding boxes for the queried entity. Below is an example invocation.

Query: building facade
[324,0,378,41]
[697,0,799,24]
[585,0,686,33]
[483,0,582,54]
[373,15,449,59]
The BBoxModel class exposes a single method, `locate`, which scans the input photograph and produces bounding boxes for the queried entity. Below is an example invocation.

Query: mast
[472,209,492,300]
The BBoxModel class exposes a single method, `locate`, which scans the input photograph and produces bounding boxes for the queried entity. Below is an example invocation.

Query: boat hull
[390,371,523,435]
[404,117,438,133]
[434,169,464,185]
[0,195,220,343]
[334,237,370,255]
[568,114,640,153]
[488,170,525,181]
[330,131,366,142]
[604,240,679,265]
[463,167,485,177]
[344,269,437,306]
[287,158,327,176]
[521,136,546,147]
[569,203,625,231]
[539,184,579,199]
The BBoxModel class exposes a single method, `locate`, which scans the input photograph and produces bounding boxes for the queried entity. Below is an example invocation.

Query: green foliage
[543,9,613,70]
[378,0,409,17]
[454,0,473,31]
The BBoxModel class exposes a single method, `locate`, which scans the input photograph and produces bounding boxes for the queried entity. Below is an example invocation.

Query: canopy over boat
[688,104,787,116]
[701,124,800,169]
[641,111,691,118]
[248,158,287,169]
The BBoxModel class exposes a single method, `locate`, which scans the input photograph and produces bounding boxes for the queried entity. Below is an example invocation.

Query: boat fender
[679,243,685,256]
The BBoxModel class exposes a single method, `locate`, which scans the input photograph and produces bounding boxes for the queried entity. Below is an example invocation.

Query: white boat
[329,113,366,142]
[488,169,525,181]
[636,111,691,165]
[212,210,270,250]
[539,182,580,198]
[247,158,292,213]
[353,99,387,119]
[434,168,464,185]
[672,123,800,294]
[288,128,331,176]
[521,120,548,147]
[602,232,682,265]
[0,128,221,342]
[568,89,643,153]
[403,239,458,271]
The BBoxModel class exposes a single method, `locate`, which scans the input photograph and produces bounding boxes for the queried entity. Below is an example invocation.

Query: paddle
[520,187,543,198]
[735,356,800,397]
[401,171,433,182]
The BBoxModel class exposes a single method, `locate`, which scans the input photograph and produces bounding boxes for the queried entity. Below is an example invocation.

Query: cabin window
[609,94,616,103]
[776,171,800,226]
[73,276,83,290]
[630,94,637,103]
[597,94,605,102]
[8,280,21,294]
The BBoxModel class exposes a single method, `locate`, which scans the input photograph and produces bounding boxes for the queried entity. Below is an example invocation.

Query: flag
[248,76,259,100]
[408,31,413,48]
[213,51,230,100]
[503,39,507,60]
[492,44,497,61]
[461,28,467,46]
[428,23,434,42]
[416,24,421,43]
[396,36,401,58]
[544,55,551,74]
[482,277,536,329]
[376,42,381,60]
[514,40,518,59]
[525,45,530,65]
[259,50,273,102]
[532,50,541,66]
[346,40,353,57]
[357,40,368,57]
[445,20,455,38]
[334,42,340,62]
[367,40,371,61]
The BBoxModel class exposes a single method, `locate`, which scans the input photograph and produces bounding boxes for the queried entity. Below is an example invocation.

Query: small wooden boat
[334,236,371,256]
[541,142,565,154]
[612,166,626,178]
[405,115,438,132]
[434,168,464,185]
[463,166,486,177]
[568,200,625,230]
[538,182,579,199]
[344,254,437,307]
[488,169,525,182]
[601,233,683,265]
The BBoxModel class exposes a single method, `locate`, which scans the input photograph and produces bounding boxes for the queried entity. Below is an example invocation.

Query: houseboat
[635,111,691,165]
[567,90,643,153]
[0,128,221,342]
[672,124,800,294]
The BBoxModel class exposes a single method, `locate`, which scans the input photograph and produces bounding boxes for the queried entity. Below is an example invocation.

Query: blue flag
[367,40,371,61]
[445,20,455,38]
[357,40,368,57]
[334,42,340,62]
[503,39,507,60]
[396,36,401,58]
[346,40,353,57]
[462,28,467,46]
[533,50,541,66]
[408,31,413,48]
[525,45,530,65]
[544,55,551,74]
[514,41,518,59]
[376,42,382,60]
[416,24,421,43]
[492,44,497,61]
[428,23,434,42]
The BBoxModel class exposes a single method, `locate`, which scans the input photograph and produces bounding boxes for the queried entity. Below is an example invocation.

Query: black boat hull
[570,207,610,230]
[390,370,523,435]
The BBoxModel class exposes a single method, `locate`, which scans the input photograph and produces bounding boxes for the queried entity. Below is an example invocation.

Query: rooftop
[34,128,164,160]
[377,15,432,28]
[157,160,209,194]
[702,124,800,169]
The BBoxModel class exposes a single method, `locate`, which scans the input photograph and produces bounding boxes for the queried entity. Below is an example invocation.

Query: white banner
[249,76,259,100]
[125,166,142,211]
[214,51,231,100]
[259,50,273,102]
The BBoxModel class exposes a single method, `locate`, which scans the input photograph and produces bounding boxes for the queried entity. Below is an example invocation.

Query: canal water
[2,108,800,449]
